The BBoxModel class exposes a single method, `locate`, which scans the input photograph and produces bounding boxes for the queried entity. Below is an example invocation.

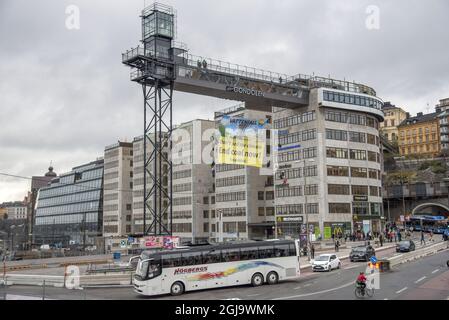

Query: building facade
[171,119,215,244]
[273,87,385,239]
[398,112,440,158]
[103,142,134,240]
[436,98,449,152]
[0,201,27,220]
[211,105,274,243]
[380,102,408,143]
[34,159,104,247]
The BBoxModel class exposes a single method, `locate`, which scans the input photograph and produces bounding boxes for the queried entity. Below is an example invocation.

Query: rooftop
[398,112,438,127]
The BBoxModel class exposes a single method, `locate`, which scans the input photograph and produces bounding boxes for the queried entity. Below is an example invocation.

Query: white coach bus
[132,240,300,296]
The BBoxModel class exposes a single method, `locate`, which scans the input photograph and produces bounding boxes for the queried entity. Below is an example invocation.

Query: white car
[312,254,341,272]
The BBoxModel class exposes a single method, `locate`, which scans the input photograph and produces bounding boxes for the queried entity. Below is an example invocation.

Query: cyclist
[356,272,367,293]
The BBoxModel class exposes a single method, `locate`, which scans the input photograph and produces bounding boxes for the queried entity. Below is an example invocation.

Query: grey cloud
[1,0,448,201]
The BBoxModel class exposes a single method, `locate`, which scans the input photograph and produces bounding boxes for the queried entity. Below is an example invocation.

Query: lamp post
[300,158,316,262]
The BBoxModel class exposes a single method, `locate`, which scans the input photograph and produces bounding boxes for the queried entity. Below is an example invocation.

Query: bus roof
[141,239,296,257]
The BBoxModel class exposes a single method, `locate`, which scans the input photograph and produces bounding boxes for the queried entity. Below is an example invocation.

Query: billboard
[142,236,180,249]
[215,115,268,168]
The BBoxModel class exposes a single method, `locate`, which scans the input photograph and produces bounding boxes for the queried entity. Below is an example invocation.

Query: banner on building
[215,115,268,168]
[143,236,180,249]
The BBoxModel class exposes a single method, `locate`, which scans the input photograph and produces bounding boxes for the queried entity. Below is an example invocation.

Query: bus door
[203,249,227,289]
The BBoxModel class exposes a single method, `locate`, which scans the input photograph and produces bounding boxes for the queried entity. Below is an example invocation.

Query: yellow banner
[217,136,265,168]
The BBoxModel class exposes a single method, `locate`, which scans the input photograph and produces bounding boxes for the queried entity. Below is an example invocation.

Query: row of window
[277,147,317,163]
[37,190,101,208]
[323,91,383,111]
[326,148,380,162]
[173,183,192,193]
[173,211,192,219]
[273,111,316,129]
[173,169,192,180]
[173,197,192,206]
[258,207,275,216]
[35,212,98,226]
[276,184,319,197]
[326,129,379,146]
[257,191,275,200]
[216,192,246,202]
[35,201,101,217]
[215,164,245,172]
[216,175,245,188]
[158,243,297,268]
[327,166,380,180]
[275,166,318,180]
[278,129,317,146]
[325,110,379,129]
[38,178,102,199]
[328,184,382,196]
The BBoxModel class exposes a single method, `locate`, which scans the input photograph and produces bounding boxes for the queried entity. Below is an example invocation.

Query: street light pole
[304,158,310,262]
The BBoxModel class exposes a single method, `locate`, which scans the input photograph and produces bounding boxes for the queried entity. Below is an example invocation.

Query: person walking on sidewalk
[420,231,426,246]
[310,244,315,259]
[379,233,384,247]
[429,230,434,242]
[335,239,340,252]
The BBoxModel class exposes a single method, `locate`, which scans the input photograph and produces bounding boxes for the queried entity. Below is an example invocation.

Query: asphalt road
[2,246,448,300]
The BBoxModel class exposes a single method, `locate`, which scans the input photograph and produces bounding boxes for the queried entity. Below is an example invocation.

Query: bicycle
[354,282,374,299]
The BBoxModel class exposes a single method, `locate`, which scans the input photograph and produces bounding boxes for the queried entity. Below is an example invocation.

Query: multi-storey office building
[398,111,440,157]
[103,142,134,240]
[273,87,385,239]
[436,98,449,152]
[34,159,104,247]
[171,119,215,244]
[380,102,408,143]
[211,104,274,242]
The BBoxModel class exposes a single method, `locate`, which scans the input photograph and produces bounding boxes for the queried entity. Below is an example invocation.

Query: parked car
[312,254,341,272]
[40,244,51,250]
[349,245,376,262]
[396,240,416,253]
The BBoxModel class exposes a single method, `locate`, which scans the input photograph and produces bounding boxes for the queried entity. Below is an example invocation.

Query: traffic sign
[370,256,378,264]
[120,240,127,248]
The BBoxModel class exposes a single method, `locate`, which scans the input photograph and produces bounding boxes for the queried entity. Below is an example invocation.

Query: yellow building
[0,206,6,219]
[380,102,408,142]
[398,112,440,157]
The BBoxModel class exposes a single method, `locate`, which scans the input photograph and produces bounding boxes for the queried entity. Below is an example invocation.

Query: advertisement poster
[215,115,268,168]
[143,236,180,249]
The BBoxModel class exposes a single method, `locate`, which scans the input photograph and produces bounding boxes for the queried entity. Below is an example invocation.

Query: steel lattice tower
[122,3,182,236]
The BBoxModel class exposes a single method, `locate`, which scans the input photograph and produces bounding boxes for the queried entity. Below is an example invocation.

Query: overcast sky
[1,0,448,202]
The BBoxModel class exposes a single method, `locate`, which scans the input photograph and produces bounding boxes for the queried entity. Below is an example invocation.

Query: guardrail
[387,241,448,268]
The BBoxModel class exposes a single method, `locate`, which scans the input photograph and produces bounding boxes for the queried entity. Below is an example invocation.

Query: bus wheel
[266,271,279,285]
[170,281,185,296]
[251,273,264,287]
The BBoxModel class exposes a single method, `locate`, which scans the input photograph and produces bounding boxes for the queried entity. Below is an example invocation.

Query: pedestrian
[420,231,425,246]
[379,233,384,247]
[397,230,402,242]
[310,244,315,259]
[335,239,340,252]
[429,231,433,242]
[393,231,397,243]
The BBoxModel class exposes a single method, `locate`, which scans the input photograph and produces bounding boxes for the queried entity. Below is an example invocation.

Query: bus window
[274,244,290,257]
[240,247,258,260]
[221,248,240,262]
[181,251,203,266]
[147,259,162,279]
[203,250,221,264]
[258,246,275,259]
[288,243,297,256]
[162,253,182,268]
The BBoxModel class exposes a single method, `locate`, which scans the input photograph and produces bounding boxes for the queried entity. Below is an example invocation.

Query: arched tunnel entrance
[411,203,449,217]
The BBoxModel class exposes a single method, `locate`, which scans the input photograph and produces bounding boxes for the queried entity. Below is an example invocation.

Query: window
[353,202,369,216]
[203,210,209,219]
[351,167,367,178]
[369,169,378,179]
[266,191,274,200]
[328,184,350,195]
[203,223,209,233]
[276,186,302,198]
[258,191,264,200]
[203,197,209,204]
[368,151,377,162]
[126,204,132,211]
[349,132,366,143]
[350,149,366,160]
[329,203,351,214]
[305,203,319,214]
[352,185,368,195]
[370,186,379,197]
[303,147,317,159]
[325,110,347,123]
[258,207,265,216]
[327,166,349,177]
[327,147,348,159]
[304,184,318,195]
[326,129,347,141]
[367,134,376,145]
[302,129,317,141]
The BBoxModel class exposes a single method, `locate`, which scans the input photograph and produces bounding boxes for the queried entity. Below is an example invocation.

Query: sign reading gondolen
[215,115,268,168]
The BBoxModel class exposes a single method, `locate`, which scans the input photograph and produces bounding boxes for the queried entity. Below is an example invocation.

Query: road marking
[344,265,359,270]
[384,298,388,300]
[273,281,354,300]
[294,286,301,290]
[415,276,426,284]
[246,294,261,297]
[396,287,408,294]
[431,269,439,274]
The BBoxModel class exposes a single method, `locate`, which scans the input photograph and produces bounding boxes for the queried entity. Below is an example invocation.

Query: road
[2,246,448,300]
